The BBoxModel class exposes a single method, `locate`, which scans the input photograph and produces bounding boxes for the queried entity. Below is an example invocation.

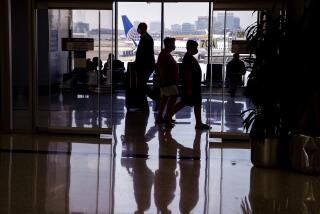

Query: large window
[222,11,257,133]
[37,9,113,130]
[117,2,161,64]
[164,3,209,76]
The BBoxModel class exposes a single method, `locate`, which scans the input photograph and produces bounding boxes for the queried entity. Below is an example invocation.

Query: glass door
[36,9,114,134]
[208,7,257,138]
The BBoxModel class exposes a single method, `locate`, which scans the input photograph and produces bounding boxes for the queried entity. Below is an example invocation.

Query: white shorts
[160,85,178,97]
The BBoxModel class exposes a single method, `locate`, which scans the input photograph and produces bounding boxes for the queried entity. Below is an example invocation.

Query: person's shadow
[154,129,203,213]
[121,111,154,214]
[154,129,181,214]
[178,130,203,213]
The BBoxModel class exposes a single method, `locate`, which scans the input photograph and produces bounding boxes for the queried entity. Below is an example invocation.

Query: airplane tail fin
[121,15,138,46]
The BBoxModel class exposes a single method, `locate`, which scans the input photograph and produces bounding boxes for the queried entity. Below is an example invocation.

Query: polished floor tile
[1,91,320,213]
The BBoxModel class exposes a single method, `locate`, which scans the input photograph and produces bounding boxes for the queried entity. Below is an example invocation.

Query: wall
[11,0,34,131]
[0,0,12,131]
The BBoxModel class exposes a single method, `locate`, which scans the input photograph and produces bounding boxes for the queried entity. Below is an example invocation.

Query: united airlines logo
[127,27,138,41]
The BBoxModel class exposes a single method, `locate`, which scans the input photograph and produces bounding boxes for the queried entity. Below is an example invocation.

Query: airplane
[120,15,232,60]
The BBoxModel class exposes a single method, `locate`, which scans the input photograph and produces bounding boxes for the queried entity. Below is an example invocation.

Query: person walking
[167,40,210,130]
[135,22,156,111]
[155,37,179,125]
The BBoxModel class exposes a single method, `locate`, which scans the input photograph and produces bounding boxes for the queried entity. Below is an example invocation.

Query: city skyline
[73,3,257,30]
[74,13,249,33]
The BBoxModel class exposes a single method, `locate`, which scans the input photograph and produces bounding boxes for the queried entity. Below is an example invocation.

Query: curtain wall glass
[208,8,257,134]
[36,9,113,131]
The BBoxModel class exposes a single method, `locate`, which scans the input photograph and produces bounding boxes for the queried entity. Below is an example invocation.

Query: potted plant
[241,7,289,167]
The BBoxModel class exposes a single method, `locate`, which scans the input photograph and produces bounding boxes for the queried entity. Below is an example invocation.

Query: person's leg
[194,105,202,126]
[152,84,160,111]
[136,69,149,111]
[229,78,236,97]
[156,96,168,123]
[164,95,177,122]
[166,101,185,123]
[194,104,210,129]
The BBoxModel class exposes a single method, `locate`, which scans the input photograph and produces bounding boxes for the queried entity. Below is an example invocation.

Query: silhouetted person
[92,56,103,71]
[121,111,154,214]
[226,53,246,97]
[167,40,210,130]
[155,37,179,126]
[86,58,94,71]
[135,22,156,111]
[102,53,125,87]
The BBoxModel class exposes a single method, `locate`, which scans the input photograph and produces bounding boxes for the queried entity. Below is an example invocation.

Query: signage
[232,40,251,54]
[62,38,94,51]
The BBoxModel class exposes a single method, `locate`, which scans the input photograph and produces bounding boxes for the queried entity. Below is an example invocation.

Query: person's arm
[156,53,168,86]
[150,39,155,68]
[184,69,193,96]
[240,61,246,75]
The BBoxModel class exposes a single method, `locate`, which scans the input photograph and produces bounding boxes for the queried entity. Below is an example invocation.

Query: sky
[73,3,257,30]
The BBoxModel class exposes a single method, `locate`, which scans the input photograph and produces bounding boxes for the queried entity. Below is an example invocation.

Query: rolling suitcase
[125,62,148,111]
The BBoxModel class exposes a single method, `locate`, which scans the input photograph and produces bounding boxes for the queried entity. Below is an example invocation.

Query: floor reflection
[115,119,207,213]
[246,167,320,214]
[42,91,252,132]
[155,129,179,213]
[224,97,245,132]
[3,90,319,213]
[0,135,112,214]
[178,131,202,213]
[1,130,320,213]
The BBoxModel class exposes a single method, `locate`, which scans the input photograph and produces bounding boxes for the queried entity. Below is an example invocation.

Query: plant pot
[251,138,281,167]
[289,135,320,174]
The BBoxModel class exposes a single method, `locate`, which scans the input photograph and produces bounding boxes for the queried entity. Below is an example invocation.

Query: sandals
[164,116,175,123]
[155,117,165,124]
[165,122,175,129]
[195,124,211,130]
[156,117,175,129]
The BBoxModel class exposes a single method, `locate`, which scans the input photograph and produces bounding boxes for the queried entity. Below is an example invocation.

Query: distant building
[234,17,240,29]
[217,13,225,26]
[149,21,161,33]
[181,23,195,35]
[73,22,89,33]
[73,11,86,23]
[171,24,181,33]
[216,12,241,32]
[226,13,234,31]
[196,16,208,30]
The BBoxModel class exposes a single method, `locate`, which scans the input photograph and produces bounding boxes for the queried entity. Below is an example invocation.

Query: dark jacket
[135,32,155,71]
[226,58,246,84]
[226,58,246,76]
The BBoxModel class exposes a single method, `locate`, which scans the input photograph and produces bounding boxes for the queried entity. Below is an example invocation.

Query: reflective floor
[2,91,320,213]
[37,89,250,132]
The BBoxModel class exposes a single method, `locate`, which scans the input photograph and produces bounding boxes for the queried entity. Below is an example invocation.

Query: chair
[205,64,223,87]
